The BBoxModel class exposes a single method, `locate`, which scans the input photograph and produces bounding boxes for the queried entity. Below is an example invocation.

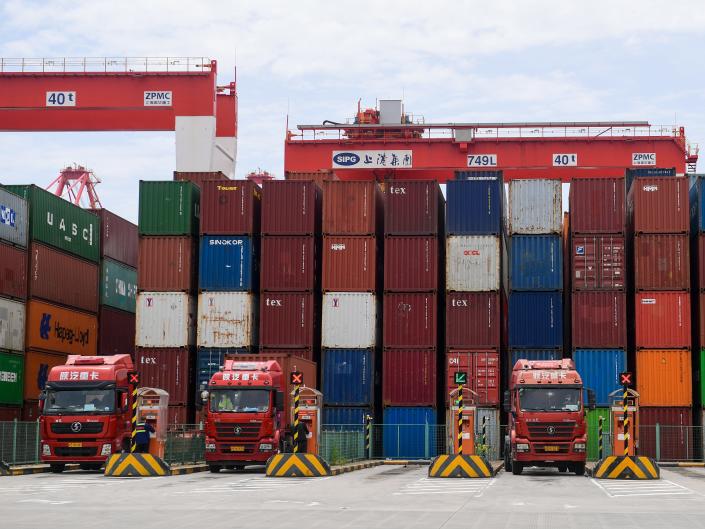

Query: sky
[1,0,705,222]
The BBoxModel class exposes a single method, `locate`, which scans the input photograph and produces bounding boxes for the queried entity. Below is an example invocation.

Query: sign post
[290,371,303,454]
[128,371,139,453]
[619,372,633,456]
[454,372,466,455]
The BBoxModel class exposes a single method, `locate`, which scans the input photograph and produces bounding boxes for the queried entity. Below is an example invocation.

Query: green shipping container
[0,352,24,405]
[586,407,611,461]
[4,185,100,262]
[138,181,200,236]
[101,258,137,313]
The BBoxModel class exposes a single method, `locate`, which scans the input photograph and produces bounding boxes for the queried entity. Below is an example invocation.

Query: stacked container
[136,181,200,425]
[690,176,705,432]
[320,181,381,426]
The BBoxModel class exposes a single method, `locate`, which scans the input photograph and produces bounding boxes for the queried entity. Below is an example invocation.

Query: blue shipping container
[509,292,563,348]
[323,406,372,426]
[446,177,503,235]
[199,236,256,291]
[382,407,439,459]
[196,348,251,396]
[510,235,562,290]
[573,349,626,406]
[689,176,705,233]
[322,349,374,406]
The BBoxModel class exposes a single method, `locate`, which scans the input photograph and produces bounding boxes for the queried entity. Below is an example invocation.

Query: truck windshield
[210,389,270,413]
[518,388,581,412]
[44,389,116,415]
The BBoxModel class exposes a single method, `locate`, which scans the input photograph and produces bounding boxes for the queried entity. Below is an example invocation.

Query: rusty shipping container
[0,406,22,421]
[138,236,197,292]
[197,292,257,348]
[261,180,321,235]
[97,306,136,356]
[260,236,316,291]
[0,242,27,299]
[508,179,562,235]
[384,237,438,292]
[639,407,694,461]
[384,181,443,235]
[286,170,336,189]
[627,177,689,233]
[90,208,138,268]
[174,170,228,189]
[635,291,691,349]
[26,300,97,356]
[571,236,625,290]
[259,348,314,361]
[135,292,196,348]
[23,349,67,400]
[383,292,437,349]
[323,181,380,235]
[634,234,689,290]
[259,292,316,349]
[446,236,501,292]
[322,236,376,292]
[199,179,261,235]
[135,347,193,406]
[568,178,625,234]
[636,350,692,407]
[445,292,500,349]
[571,291,627,349]
[29,242,99,313]
[383,348,437,406]
[445,350,500,406]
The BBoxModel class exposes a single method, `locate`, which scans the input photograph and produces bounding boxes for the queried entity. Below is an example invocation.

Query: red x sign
[619,372,633,386]
[290,371,303,385]
[128,372,140,385]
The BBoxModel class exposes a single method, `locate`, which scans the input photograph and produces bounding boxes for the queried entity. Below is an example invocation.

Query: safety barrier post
[655,423,660,462]
[457,384,463,455]
[622,385,629,456]
[598,416,604,460]
[365,415,372,459]
[481,416,487,449]
[130,380,139,452]
[292,382,300,454]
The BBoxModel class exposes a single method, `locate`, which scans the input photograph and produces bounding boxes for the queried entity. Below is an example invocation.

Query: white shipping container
[509,179,562,234]
[446,236,500,291]
[136,292,195,347]
[322,292,377,348]
[0,298,25,352]
[197,292,257,348]
[0,189,28,247]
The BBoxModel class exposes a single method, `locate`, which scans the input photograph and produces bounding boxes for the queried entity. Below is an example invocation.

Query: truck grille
[51,422,104,435]
[533,443,570,454]
[54,447,98,457]
[219,443,258,454]
[527,422,575,440]
[215,422,261,440]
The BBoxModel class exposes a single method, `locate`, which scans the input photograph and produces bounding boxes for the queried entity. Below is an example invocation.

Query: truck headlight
[101,444,112,456]
[259,443,273,451]
[516,443,529,452]
[574,443,586,452]
[206,443,216,451]
[42,444,51,456]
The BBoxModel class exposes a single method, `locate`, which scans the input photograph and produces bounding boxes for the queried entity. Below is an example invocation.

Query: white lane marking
[175,476,328,494]
[17,499,73,505]
[0,478,121,495]
[394,477,494,496]
[591,478,694,497]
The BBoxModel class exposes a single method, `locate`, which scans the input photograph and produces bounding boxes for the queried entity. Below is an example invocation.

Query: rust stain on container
[383,348,437,406]
[322,236,376,292]
[627,177,689,233]
[635,291,691,349]
[261,180,321,235]
[138,236,197,292]
[0,242,27,300]
[571,291,627,349]
[571,236,625,290]
[634,234,689,290]
[445,292,500,349]
[384,237,438,291]
[384,181,443,235]
[636,350,692,407]
[323,181,380,235]
[261,236,316,291]
[199,179,261,235]
[569,178,625,234]
[383,292,437,348]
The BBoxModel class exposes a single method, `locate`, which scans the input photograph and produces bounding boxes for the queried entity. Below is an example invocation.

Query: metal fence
[0,421,41,465]
[163,425,205,466]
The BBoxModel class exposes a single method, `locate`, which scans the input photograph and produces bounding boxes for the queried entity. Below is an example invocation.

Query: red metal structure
[47,164,103,208]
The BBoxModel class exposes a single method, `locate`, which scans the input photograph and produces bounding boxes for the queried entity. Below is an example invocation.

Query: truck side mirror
[587,389,596,411]
[200,390,209,404]
[275,391,284,411]
[503,390,510,413]
[119,392,128,412]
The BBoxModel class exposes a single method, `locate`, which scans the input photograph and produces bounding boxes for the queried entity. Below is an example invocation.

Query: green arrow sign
[454,371,467,385]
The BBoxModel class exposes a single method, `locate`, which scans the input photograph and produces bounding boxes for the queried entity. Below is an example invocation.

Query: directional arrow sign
[454,371,467,385]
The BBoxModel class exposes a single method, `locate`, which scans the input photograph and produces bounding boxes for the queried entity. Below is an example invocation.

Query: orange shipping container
[636,349,693,407]
[26,300,98,355]
[23,349,68,400]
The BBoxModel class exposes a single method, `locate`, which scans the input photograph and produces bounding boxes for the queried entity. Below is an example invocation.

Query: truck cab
[39,355,134,473]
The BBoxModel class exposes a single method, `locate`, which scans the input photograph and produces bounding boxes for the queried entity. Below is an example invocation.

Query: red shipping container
[569,178,625,234]
[166,405,194,426]
[701,292,705,347]
[634,234,689,290]
[384,181,443,235]
[138,236,196,292]
[383,292,437,348]
[638,407,694,461]
[571,291,627,348]
[286,170,336,189]
[635,291,691,349]
[199,180,261,235]
[261,180,321,235]
[383,349,436,406]
[0,242,27,299]
[445,292,500,349]
[174,170,228,189]
[98,306,136,356]
[134,348,193,406]
[259,348,315,361]
[445,350,500,406]
[697,235,705,289]
[571,236,625,290]
[29,242,99,313]
[322,236,376,292]
[261,236,316,291]
[627,177,689,233]
[259,292,316,348]
[0,405,22,421]
[23,400,40,421]
[90,209,138,268]
[323,181,380,235]
[384,237,438,291]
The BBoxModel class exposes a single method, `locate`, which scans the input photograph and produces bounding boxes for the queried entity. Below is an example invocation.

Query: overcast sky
[1,0,704,222]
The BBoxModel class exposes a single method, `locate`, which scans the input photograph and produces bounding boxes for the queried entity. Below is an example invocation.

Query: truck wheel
[558,464,568,473]
[209,465,222,474]
[511,462,523,475]
[50,464,65,474]
[573,463,585,476]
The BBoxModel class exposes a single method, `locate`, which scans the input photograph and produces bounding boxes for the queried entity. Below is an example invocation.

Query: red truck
[504,359,595,476]
[39,354,135,473]
[202,353,316,473]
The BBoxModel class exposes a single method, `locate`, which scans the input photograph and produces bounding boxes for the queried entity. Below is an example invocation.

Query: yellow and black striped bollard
[481,416,487,447]
[130,383,139,453]
[457,384,463,455]
[598,416,604,460]
[622,386,629,456]
[365,415,372,458]
[293,383,301,454]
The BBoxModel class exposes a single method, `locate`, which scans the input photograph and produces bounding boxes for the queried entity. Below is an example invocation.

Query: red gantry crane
[47,164,103,209]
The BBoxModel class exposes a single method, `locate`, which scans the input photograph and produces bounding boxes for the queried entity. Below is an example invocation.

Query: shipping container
[5,184,100,262]
[22,400,40,421]
[508,179,562,235]
[699,236,705,289]
[382,407,438,459]
[571,291,627,349]
[636,350,692,406]
[446,177,502,235]
[586,408,610,460]
[259,292,316,349]
[0,352,23,405]
[26,300,97,355]
[445,236,500,292]
[321,348,374,406]
[0,298,24,353]
[197,292,257,348]
[259,348,315,361]
[382,349,436,406]
[174,170,228,189]
[199,180,260,236]
[90,208,138,267]
[135,292,195,348]
[0,188,28,247]
[701,293,705,349]
[509,235,562,290]
[444,350,499,406]
[634,234,689,290]
[23,350,67,400]
[0,243,27,299]
[199,236,257,292]
[639,407,694,461]
[569,178,625,234]
[635,291,690,349]
[260,236,316,291]
[383,292,437,349]
[261,180,321,235]
[167,405,193,426]
[195,348,252,399]
[573,349,625,406]
[509,349,562,369]
[385,237,439,292]
[0,405,22,421]
[101,258,137,313]
[28,242,99,313]
[384,181,443,236]
[571,236,625,290]
[97,306,135,356]
[286,170,335,189]
[445,292,500,349]
[138,181,200,236]
[474,408,501,460]
[134,348,193,406]
[322,236,376,292]
[508,292,563,348]
[138,236,197,292]
[323,181,380,235]
[322,406,372,425]
[322,293,377,349]
[691,177,705,233]
[627,177,689,234]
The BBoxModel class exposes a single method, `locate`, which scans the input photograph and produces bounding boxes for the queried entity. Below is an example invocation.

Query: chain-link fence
[164,424,205,465]
[0,420,41,465]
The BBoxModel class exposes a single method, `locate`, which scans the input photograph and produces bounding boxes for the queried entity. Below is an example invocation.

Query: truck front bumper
[205,439,276,465]
[514,440,586,463]
[40,438,116,464]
